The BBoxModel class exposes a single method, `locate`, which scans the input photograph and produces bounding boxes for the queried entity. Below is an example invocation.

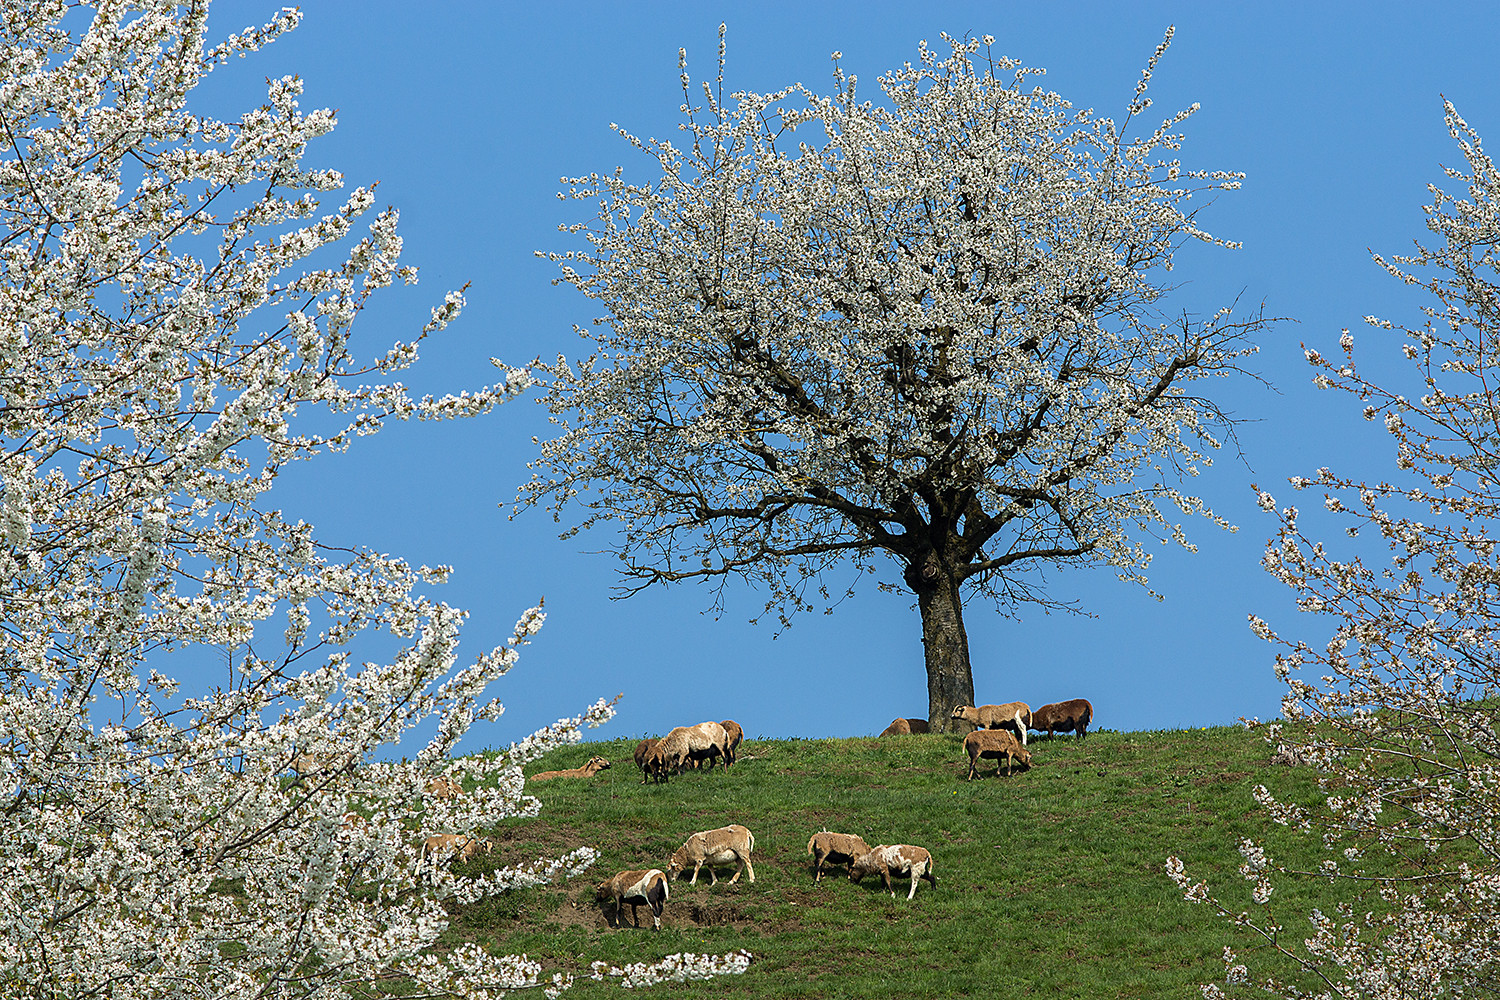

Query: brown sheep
[633,738,664,783]
[849,845,937,900]
[529,755,612,782]
[667,824,756,884]
[964,729,1033,779]
[807,830,872,882]
[719,719,744,765]
[1029,698,1094,740]
[950,702,1032,744]
[878,717,931,737]
[597,869,669,930]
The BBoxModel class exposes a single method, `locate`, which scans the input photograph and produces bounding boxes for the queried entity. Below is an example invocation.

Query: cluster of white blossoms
[0,3,746,997]
[1168,102,1500,1000]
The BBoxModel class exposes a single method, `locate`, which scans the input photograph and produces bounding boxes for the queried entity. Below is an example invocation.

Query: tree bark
[905,550,975,733]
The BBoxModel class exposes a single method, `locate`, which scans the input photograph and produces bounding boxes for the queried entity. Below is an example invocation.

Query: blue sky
[190,2,1500,748]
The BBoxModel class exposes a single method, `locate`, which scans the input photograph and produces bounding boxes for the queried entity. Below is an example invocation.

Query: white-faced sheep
[667,824,756,885]
[878,717,931,737]
[657,721,729,775]
[597,869,669,930]
[807,830,872,882]
[719,719,744,765]
[964,729,1033,779]
[1029,698,1094,740]
[528,755,611,782]
[950,702,1032,743]
[849,845,937,900]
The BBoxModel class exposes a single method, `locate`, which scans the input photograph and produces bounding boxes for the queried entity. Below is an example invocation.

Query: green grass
[428,726,1387,998]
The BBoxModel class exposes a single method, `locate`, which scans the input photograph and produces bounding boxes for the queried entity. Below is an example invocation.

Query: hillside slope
[436,726,1366,998]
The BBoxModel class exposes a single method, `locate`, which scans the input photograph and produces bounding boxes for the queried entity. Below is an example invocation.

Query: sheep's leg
[907,869,919,900]
[630,902,640,928]
[812,854,823,882]
[882,868,894,898]
[744,855,755,883]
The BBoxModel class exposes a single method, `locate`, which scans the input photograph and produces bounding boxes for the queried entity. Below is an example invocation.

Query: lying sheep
[950,702,1032,744]
[1029,698,1094,740]
[878,717,931,737]
[597,869,669,930]
[849,845,937,900]
[807,830,872,882]
[633,738,664,783]
[720,720,744,765]
[529,755,611,782]
[657,721,729,775]
[964,729,1033,779]
[667,824,756,885]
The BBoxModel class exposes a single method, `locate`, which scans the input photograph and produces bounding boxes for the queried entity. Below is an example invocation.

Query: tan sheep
[529,755,612,782]
[418,833,494,866]
[424,776,464,800]
[849,845,937,900]
[807,830,872,882]
[878,717,931,737]
[667,824,756,885]
[964,729,1033,779]
[657,721,729,775]
[950,702,1032,743]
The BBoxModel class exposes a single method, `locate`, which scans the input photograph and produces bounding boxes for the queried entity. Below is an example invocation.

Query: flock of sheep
[536,698,1093,930]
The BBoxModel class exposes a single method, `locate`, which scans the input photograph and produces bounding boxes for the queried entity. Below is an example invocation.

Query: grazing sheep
[807,830,872,882]
[849,845,937,900]
[950,702,1032,743]
[418,833,494,866]
[667,824,756,885]
[964,729,1033,779]
[424,776,464,800]
[657,721,729,775]
[1029,698,1094,740]
[878,717,931,737]
[529,755,612,782]
[633,738,664,783]
[597,869,669,930]
[719,720,744,765]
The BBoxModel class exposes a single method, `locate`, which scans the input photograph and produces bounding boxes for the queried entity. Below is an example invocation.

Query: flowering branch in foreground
[1169,101,1500,1000]
[0,3,745,997]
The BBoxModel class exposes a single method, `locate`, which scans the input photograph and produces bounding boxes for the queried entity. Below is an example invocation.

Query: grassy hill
[435,725,1371,998]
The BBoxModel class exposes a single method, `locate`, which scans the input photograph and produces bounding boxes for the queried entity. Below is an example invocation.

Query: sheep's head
[848,852,877,882]
[666,848,689,879]
[587,756,612,771]
[1016,746,1034,768]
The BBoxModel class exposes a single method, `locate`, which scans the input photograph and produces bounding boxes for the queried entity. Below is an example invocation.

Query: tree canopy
[532,29,1266,727]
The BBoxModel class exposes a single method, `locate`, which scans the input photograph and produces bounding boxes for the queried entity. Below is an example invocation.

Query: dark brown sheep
[1029,698,1094,740]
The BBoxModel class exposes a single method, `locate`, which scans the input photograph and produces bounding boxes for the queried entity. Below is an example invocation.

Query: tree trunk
[905,550,975,733]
